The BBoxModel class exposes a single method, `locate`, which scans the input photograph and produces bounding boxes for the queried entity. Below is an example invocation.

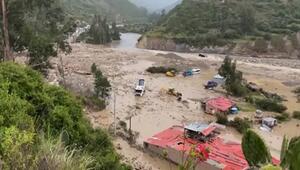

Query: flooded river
[111,33,141,49]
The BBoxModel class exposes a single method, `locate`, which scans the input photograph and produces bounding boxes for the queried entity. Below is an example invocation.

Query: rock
[116,143,122,150]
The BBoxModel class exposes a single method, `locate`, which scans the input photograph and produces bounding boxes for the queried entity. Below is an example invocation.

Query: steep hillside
[156,0,183,13]
[62,0,148,22]
[141,0,300,57]
[129,0,181,12]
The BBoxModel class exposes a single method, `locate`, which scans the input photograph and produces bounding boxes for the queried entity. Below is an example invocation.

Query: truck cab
[135,79,145,96]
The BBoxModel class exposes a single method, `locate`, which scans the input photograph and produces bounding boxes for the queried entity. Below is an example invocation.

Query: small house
[184,122,217,142]
[205,97,235,115]
[262,117,277,128]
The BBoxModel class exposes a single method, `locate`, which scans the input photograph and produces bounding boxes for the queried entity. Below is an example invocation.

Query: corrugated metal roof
[207,97,235,112]
[145,126,280,170]
[184,122,209,133]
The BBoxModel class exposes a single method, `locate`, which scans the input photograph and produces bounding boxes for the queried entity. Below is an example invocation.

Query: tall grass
[36,134,94,170]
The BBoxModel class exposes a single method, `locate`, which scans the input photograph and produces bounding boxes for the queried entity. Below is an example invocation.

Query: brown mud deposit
[49,43,300,169]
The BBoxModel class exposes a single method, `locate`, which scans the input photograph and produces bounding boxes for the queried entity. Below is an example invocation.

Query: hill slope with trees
[140,0,300,57]
[62,0,148,22]
[0,62,130,169]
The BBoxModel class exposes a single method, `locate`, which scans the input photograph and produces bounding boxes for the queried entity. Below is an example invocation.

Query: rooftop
[184,122,217,137]
[207,97,235,112]
[145,126,279,170]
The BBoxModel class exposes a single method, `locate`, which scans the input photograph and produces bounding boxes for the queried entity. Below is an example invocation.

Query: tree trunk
[1,0,13,61]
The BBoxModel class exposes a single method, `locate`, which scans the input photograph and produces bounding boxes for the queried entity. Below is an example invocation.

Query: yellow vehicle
[166,70,176,77]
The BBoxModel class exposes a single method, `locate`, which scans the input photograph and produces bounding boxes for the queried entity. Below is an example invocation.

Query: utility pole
[1,0,12,61]
[113,90,116,136]
[128,115,132,143]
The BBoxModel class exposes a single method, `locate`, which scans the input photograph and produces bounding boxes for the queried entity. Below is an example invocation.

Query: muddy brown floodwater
[49,37,300,169]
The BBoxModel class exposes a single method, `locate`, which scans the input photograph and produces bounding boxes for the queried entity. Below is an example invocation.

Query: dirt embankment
[137,33,300,60]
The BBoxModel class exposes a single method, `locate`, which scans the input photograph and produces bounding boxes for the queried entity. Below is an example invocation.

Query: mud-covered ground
[49,43,300,170]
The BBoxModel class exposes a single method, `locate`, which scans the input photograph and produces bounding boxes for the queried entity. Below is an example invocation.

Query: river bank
[137,34,300,60]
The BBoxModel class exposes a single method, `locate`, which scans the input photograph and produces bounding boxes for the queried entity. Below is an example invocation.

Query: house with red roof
[205,97,235,115]
[144,124,279,170]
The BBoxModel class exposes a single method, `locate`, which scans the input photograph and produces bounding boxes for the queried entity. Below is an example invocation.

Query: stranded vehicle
[135,79,145,96]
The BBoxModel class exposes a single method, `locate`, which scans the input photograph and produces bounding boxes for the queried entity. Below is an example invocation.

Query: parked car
[183,69,193,77]
[135,79,145,96]
[204,81,218,89]
[192,68,201,74]
[199,53,207,58]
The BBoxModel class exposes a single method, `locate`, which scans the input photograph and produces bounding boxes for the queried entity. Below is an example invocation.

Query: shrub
[293,111,300,120]
[255,98,287,113]
[146,66,177,74]
[83,96,106,111]
[253,38,268,53]
[223,29,240,39]
[263,33,272,41]
[119,121,127,129]
[275,113,290,122]
[91,63,97,74]
[35,135,94,170]
[216,113,229,125]
[271,35,286,52]
[229,117,251,134]
[293,87,300,94]
[226,82,249,97]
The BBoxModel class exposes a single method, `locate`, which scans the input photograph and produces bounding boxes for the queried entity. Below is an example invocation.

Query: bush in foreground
[242,130,271,167]
[0,62,129,169]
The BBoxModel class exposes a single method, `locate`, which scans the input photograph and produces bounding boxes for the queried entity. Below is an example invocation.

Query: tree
[218,56,248,97]
[91,65,111,98]
[241,130,271,167]
[91,63,97,74]
[94,70,111,98]
[111,22,120,40]
[1,0,74,74]
[1,0,12,61]
[239,2,255,34]
[280,136,300,170]
[87,15,112,44]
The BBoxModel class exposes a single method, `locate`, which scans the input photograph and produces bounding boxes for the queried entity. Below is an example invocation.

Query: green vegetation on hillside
[2,0,74,74]
[61,0,148,23]
[77,16,121,44]
[147,0,300,49]
[0,62,130,169]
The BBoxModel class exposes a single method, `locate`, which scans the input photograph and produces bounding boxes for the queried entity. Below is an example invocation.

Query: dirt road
[50,43,300,170]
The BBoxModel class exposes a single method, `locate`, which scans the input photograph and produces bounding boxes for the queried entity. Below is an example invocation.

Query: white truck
[135,79,145,96]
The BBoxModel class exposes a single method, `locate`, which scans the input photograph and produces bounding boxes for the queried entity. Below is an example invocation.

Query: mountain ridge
[129,0,181,12]
[140,0,300,58]
[62,0,148,22]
